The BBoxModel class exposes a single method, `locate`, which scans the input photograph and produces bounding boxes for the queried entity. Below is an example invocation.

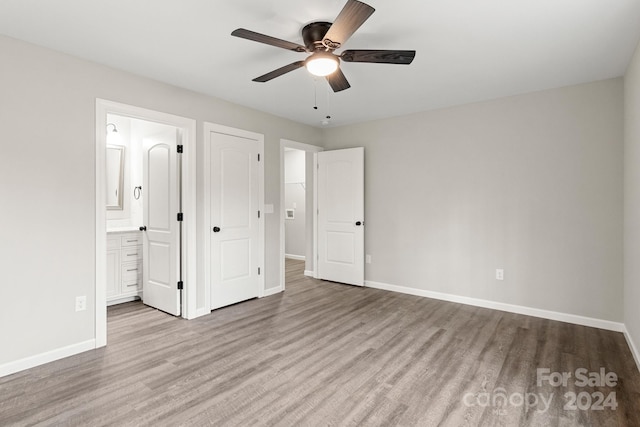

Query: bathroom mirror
[106,145,125,210]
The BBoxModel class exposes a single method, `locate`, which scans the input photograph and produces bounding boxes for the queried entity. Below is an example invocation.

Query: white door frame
[203,123,265,313]
[279,139,323,291]
[95,99,197,347]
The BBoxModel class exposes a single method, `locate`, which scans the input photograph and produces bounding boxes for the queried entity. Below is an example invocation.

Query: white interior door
[210,131,261,309]
[142,129,181,316]
[317,147,364,286]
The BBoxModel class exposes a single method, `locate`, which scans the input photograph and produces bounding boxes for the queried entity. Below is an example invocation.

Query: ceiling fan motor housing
[302,22,333,51]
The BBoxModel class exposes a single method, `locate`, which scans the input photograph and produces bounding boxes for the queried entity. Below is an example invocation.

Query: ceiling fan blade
[252,61,306,82]
[231,28,307,53]
[322,0,375,49]
[326,68,351,92]
[341,49,416,64]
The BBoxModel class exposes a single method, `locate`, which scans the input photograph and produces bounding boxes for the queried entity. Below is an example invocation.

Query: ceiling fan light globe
[306,56,339,77]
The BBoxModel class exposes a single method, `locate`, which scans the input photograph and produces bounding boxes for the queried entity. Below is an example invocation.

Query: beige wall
[323,79,624,321]
[624,40,640,358]
[0,35,322,366]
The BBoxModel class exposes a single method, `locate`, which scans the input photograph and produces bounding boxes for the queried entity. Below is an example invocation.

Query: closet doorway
[95,100,197,347]
[279,139,323,290]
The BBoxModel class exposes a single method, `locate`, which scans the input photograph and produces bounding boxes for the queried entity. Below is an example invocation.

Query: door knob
[213,226,221,232]
[355,221,363,226]
[139,226,147,231]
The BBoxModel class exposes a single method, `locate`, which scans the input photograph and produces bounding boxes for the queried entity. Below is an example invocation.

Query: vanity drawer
[121,234,141,247]
[122,246,141,261]
[122,262,141,283]
[122,280,141,291]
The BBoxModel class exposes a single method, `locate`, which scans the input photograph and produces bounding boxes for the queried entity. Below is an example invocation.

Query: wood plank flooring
[1,259,639,426]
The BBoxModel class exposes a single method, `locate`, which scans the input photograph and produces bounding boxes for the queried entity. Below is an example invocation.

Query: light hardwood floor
[1,259,639,426]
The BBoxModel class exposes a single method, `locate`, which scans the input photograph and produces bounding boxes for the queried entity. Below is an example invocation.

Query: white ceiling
[1,0,640,127]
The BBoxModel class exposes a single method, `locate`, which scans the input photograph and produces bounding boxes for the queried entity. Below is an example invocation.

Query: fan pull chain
[326,86,331,120]
[313,78,318,110]
[322,86,332,126]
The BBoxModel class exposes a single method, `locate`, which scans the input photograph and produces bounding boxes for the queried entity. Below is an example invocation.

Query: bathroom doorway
[105,115,182,314]
[95,99,197,347]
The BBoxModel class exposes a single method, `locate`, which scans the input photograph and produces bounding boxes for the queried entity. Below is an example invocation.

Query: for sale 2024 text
[537,368,618,411]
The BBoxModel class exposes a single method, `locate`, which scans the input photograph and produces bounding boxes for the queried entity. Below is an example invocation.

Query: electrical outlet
[496,269,504,281]
[75,296,87,312]
[366,254,371,264]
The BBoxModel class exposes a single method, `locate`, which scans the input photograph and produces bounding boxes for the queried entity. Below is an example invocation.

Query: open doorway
[95,99,197,348]
[105,115,180,308]
[279,140,323,290]
[284,148,306,261]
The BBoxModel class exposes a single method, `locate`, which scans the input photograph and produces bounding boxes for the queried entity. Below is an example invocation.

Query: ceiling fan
[231,0,416,92]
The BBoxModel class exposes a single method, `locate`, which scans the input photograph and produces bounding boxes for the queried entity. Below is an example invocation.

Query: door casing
[95,99,197,347]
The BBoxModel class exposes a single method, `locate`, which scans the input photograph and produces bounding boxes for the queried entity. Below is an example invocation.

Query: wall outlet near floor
[366,254,371,264]
[496,269,504,281]
[75,296,87,312]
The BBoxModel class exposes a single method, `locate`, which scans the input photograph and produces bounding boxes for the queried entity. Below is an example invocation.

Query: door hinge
[177,281,184,290]
[258,267,261,275]
[258,210,261,218]
[258,153,261,162]
[177,212,183,222]
[177,145,183,153]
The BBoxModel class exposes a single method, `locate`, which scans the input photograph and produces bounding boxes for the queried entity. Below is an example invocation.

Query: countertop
[107,226,141,233]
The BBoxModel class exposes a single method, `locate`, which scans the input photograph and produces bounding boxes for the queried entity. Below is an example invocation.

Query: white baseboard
[0,339,96,378]
[285,254,305,261]
[263,286,283,297]
[195,308,210,318]
[304,270,315,277]
[364,280,625,333]
[623,327,640,373]
[107,295,140,306]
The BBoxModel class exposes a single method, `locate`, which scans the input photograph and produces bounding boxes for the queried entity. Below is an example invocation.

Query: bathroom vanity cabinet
[107,230,143,305]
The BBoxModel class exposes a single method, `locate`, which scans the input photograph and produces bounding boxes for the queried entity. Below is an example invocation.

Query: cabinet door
[106,249,120,297]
